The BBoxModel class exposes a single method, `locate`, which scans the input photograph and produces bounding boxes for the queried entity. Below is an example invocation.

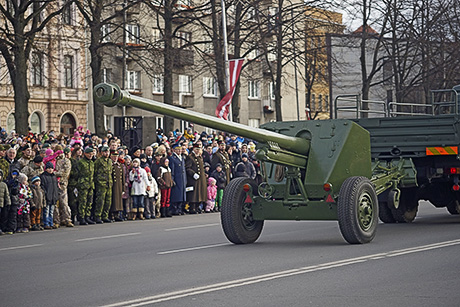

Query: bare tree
[0,1,69,135]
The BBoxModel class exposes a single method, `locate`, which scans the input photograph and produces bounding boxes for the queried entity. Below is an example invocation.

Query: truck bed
[354,115,460,159]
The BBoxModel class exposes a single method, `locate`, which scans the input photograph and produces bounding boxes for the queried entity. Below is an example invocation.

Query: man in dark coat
[185,144,207,213]
[110,150,125,221]
[211,140,232,184]
[169,143,187,215]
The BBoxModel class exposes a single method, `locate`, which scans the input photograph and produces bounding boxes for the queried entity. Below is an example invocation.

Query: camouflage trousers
[78,187,94,219]
[53,189,72,225]
[95,185,112,219]
[67,185,78,221]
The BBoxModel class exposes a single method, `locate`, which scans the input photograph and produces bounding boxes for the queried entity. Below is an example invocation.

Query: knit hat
[45,162,54,170]
[242,153,248,158]
[132,158,140,165]
[144,166,151,173]
[45,148,53,156]
[31,176,41,184]
[18,173,28,184]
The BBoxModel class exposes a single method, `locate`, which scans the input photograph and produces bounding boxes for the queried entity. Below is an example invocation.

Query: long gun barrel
[94,83,310,159]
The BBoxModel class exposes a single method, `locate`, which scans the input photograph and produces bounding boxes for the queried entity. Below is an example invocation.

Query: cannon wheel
[221,177,264,244]
[391,188,418,223]
[379,201,396,223]
[338,176,378,244]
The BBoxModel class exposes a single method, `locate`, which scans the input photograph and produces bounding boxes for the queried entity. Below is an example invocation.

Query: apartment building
[0,2,87,135]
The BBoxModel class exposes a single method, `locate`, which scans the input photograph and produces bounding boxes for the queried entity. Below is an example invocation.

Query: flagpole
[220,0,232,121]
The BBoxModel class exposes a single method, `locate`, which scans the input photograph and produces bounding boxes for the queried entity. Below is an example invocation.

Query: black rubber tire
[337,176,379,244]
[446,200,460,215]
[379,201,396,223]
[391,189,418,223]
[221,177,264,244]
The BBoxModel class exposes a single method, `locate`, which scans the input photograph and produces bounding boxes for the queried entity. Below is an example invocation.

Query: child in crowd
[0,169,10,235]
[144,167,159,219]
[16,173,32,233]
[30,176,45,231]
[210,163,227,212]
[3,169,20,234]
[129,158,148,220]
[205,177,217,213]
[157,157,174,218]
[40,162,59,229]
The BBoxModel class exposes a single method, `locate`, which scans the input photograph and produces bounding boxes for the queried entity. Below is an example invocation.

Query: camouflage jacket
[21,163,44,181]
[55,156,71,190]
[77,157,94,190]
[18,157,32,170]
[94,156,113,186]
[68,157,80,188]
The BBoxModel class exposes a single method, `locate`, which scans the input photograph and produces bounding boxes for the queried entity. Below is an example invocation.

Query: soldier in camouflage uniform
[18,145,33,170]
[22,156,44,181]
[67,147,82,223]
[54,147,73,227]
[94,146,113,223]
[77,147,95,225]
[0,144,10,180]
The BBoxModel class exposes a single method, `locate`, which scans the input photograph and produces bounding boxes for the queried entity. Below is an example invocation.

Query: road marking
[102,238,460,307]
[164,223,220,231]
[75,233,141,242]
[157,243,231,255]
[0,244,44,252]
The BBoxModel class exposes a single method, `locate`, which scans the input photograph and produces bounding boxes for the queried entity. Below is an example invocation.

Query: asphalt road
[1,201,459,307]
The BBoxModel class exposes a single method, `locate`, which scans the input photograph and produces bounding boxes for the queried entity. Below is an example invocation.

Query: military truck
[335,85,460,223]
[94,83,459,245]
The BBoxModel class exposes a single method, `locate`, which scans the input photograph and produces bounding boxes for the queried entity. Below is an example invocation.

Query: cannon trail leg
[338,176,378,244]
[221,178,264,244]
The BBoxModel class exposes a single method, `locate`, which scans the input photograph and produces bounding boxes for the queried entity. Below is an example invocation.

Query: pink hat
[208,177,216,184]
[45,148,53,156]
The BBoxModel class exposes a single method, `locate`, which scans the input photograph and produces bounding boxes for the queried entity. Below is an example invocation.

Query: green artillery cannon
[94,83,416,244]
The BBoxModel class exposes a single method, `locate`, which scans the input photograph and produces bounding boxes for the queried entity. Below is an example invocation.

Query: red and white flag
[215,58,244,120]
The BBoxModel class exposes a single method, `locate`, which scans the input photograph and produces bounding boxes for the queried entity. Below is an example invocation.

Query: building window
[103,68,112,83]
[126,71,140,91]
[62,3,73,25]
[179,75,192,93]
[126,24,140,44]
[31,52,43,86]
[64,55,73,88]
[156,116,163,131]
[325,95,329,112]
[152,29,164,48]
[101,24,111,43]
[30,112,42,134]
[311,94,316,111]
[152,74,164,94]
[248,80,260,99]
[248,119,260,128]
[176,31,191,49]
[203,77,217,97]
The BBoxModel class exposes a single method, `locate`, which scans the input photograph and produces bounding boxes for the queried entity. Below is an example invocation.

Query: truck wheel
[391,189,418,223]
[338,176,378,244]
[379,201,396,223]
[446,200,460,215]
[221,177,264,244]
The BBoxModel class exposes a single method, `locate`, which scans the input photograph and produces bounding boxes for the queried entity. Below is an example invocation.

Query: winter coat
[207,184,217,201]
[30,184,45,210]
[145,173,159,198]
[210,169,227,190]
[111,161,125,212]
[0,181,10,208]
[169,153,187,202]
[129,167,148,196]
[157,166,174,189]
[185,152,207,203]
[40,171,59,204]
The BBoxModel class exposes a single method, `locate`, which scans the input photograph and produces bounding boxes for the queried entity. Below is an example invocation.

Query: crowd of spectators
[0,125,261,235]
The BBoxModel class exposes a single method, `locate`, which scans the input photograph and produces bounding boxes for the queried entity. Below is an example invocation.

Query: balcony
[173,92,194,108]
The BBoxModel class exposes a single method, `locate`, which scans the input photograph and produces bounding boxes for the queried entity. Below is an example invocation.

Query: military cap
[33,156,43,163]
[84,147,94,153]
[42,143,50,149]
[100,146,109,152]
[172,143,180,149]
[63,147,71,154]
[193,143,201,148]
[110,150,119,156]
